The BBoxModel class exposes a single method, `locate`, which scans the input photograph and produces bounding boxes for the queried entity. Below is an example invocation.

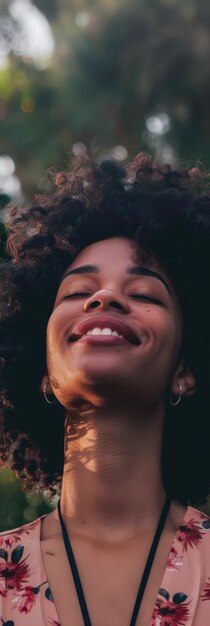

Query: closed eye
[62,291,90,299]
[130,294,163,305]
[61,292,163,304]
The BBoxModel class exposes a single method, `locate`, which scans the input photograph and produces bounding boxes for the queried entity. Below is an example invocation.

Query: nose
[83,289,130,313]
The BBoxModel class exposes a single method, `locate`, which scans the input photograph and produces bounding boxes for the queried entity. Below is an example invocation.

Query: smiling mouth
[70,334,133,346]
[68,317,141,346]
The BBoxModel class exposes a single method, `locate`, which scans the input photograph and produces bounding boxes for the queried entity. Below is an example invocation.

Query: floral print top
[0,505,210,625]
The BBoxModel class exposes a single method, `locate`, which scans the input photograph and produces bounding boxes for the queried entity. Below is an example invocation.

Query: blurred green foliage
[1,0,210,197]
[1,0,210,527]
[0,469,53,531]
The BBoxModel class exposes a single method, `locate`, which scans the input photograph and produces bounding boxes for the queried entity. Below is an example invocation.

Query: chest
[41,528,175,626]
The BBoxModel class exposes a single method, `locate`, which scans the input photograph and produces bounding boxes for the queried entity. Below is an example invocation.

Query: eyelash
[62,291,162,305]
[131,295,162,305]
[63,292,90,299]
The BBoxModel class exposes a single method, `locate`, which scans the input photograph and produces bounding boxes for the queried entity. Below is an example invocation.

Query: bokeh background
[1,0,210,529]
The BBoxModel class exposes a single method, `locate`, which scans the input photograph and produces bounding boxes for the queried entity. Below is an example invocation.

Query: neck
[60,402,166,540]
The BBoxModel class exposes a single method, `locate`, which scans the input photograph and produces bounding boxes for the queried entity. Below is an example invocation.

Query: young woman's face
[45,237,183,410]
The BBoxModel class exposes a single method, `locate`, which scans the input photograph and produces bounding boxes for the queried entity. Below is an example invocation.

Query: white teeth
[85,327,123,337]
[91,327,101,335]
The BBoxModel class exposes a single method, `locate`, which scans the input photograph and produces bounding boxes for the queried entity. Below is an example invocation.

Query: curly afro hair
[1,152,210,504]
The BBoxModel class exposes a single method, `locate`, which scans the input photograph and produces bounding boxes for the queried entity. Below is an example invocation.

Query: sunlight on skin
[41,238,195,540]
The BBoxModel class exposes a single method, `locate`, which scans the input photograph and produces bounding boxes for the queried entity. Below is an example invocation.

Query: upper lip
[68,315,140,345]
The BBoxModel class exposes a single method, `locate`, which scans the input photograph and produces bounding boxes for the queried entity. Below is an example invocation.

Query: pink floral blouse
[0,505,210,625]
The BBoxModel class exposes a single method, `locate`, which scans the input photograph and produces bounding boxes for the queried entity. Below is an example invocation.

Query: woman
[0,153,210,626]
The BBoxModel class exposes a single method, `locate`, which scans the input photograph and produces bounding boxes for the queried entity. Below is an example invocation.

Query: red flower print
[0,545,31,590]
[12,585,38,613]
[0,534,21,549]
[167,547,183,572]
[0,557,30,590]
[4,535,21,549]
[17,519,40,536]
[201,578,210,601]
[176,519,203,551]
[151,590,190,626]
[0,578,7,598]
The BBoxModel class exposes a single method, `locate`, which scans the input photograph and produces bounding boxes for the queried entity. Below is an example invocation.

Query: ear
[39,374,53,395]
[170,358,196,398]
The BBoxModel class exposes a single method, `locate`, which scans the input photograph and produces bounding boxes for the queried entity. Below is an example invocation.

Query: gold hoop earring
[170,384,183,407]
[43,383,57,405]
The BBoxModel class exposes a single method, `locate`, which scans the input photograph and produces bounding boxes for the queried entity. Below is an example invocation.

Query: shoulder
[180,505,210,555]
[185,504,210,527]
[0,516,42,544]
[172,504,210,563]
[184,504,210,532]
[0,516,54,624]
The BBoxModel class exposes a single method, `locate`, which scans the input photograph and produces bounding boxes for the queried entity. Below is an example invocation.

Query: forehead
[67,237,161,273]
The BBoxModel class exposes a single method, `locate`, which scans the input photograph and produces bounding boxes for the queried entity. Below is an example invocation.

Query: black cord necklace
[57,496,170,626]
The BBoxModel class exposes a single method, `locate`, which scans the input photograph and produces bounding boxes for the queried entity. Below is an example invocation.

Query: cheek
[158,315,182,368]
[143,307,182,353]
[45,311,64,370]
[46,316,56,356]
[46,306,69,343]
[46,308,79,381]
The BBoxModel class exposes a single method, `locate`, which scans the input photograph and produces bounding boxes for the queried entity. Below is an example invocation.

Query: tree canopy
[1,0,210,199]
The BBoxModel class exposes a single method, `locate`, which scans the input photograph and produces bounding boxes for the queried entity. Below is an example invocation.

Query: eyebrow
[62,264,171,295]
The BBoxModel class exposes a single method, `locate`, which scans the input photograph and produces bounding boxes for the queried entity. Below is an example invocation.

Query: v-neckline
[38,504,201,626]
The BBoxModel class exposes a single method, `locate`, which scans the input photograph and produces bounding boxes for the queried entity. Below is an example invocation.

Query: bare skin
[40,237,196,626]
